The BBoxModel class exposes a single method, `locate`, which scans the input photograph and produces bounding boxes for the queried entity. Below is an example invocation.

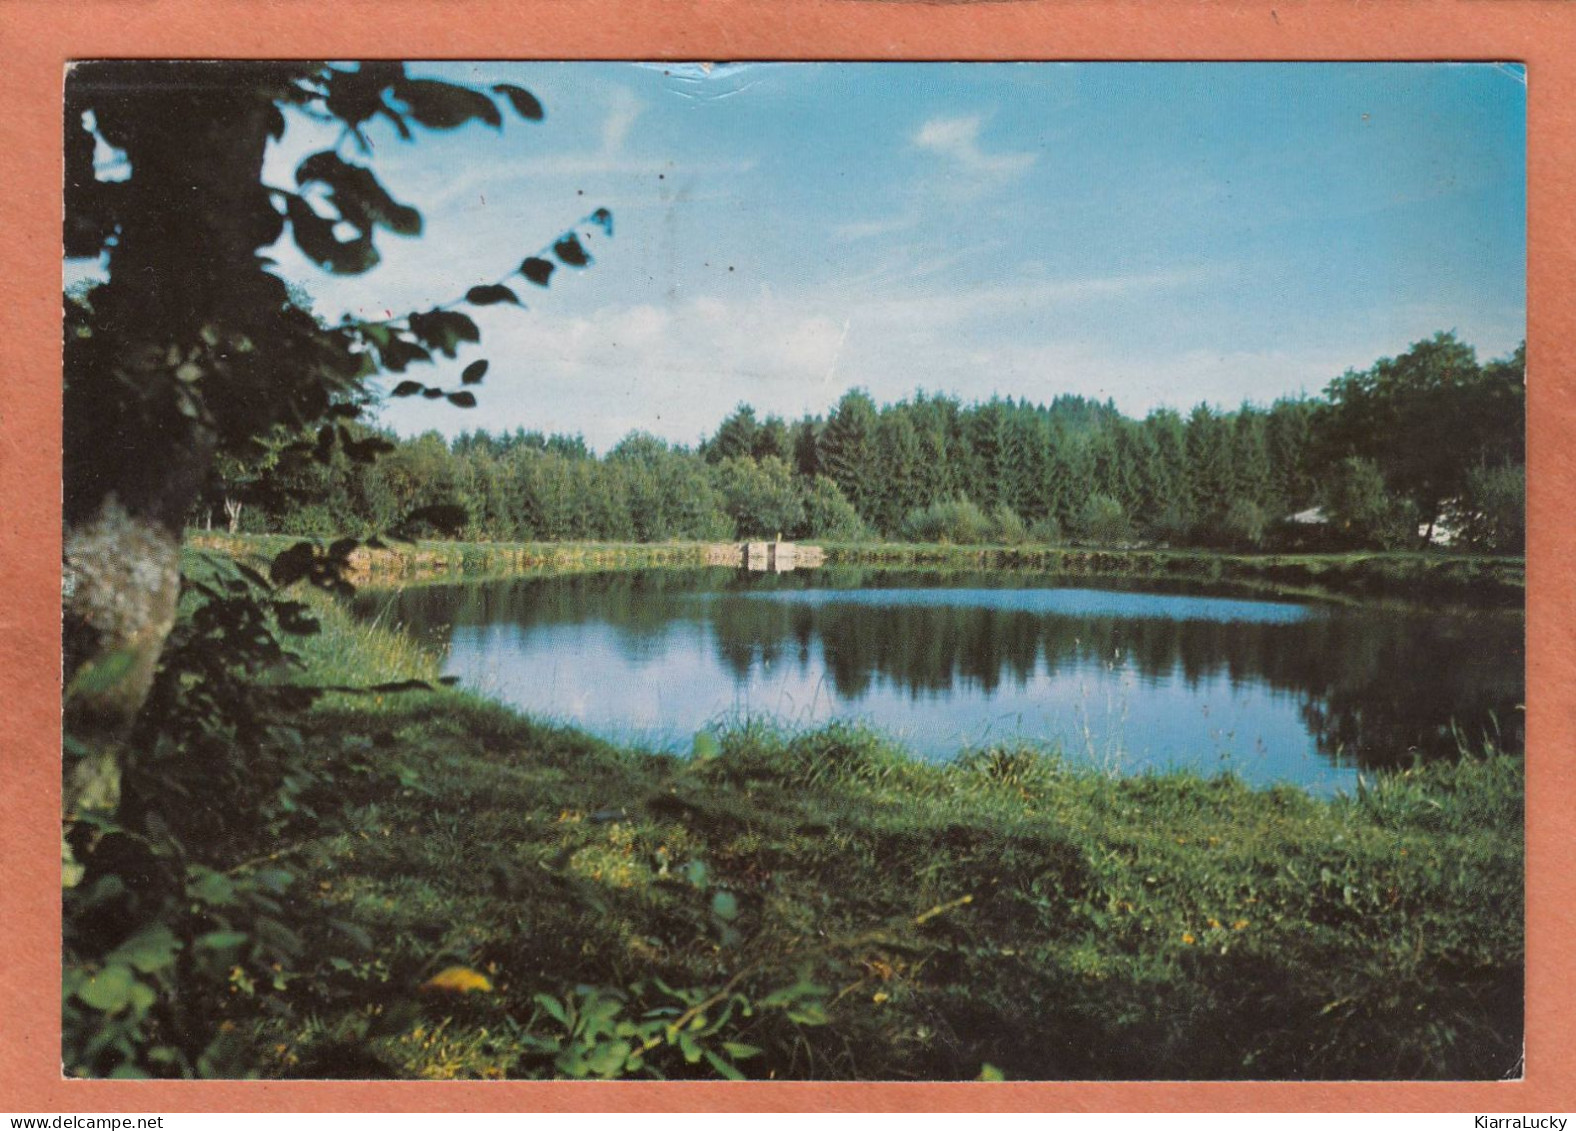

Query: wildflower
[1232,919,1249,930]
[1181,932,1196,945]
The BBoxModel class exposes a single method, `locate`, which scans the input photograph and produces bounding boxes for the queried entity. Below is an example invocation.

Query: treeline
[211,332,1525,553]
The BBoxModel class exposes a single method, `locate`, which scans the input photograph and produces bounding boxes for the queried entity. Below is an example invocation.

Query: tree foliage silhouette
[64,61,609,829]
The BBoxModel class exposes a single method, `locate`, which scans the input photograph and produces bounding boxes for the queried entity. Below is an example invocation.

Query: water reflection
[356,568,1523,795]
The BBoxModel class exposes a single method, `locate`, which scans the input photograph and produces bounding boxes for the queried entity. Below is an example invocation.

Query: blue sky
[76,62,1529,452]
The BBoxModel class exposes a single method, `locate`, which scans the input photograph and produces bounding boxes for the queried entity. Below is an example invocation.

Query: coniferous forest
[210,331,1525,555]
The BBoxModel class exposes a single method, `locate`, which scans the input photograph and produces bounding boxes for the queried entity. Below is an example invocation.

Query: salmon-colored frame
[3,0,1571,1113]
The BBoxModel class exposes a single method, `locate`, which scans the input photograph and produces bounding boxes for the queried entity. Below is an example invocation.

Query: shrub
[1076,494,1129,545]
[1222,497,1268,549]
[900,498,993,544]
[1321,457,1418,550]
[1455,461,1525,553]
[1027,515,1063,545]
[987,504,1028,545]
[800,476,869,541]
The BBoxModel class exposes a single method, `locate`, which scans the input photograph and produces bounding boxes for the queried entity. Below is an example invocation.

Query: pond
[355,567,1524,795]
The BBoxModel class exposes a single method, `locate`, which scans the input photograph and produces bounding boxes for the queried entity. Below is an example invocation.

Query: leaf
[447,391,478,408]
[397,79,502,130]
[721,1041,762,1060]
[273,601,320,636]
[295,151,422,237]
[520,257,555,286]
[345,436,397,463]
[269,542,318,587]
[493,83,545,121]
[313,423,336,463]
[188,867,237,907]
[194,931,249,954]
[251,868,295,894]
[407,308,480,358]
[325,62,405,129]
[585,1039,632,1077]
[76,964,136,1013]
[711,891,740,922]
[978,1063,1006,1082]
[534,993,570,1026]
[421,964,493,994]
[465,284,518,306]
[67,649,138,700]
[461,359,489,384]
[553,233,591,267]
[376,336,431,373]
[110,925,181,974]
[328,918,374,950]
[703,1049,745,1081]
[285,194,379,275]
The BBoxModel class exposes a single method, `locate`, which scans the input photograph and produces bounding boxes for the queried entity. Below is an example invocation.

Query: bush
[799,476,869,542]
[1075,494,1129,545]
[1222,498,1268,549]
[1455,461,1525,553]
[899,498,993,544]
[987,504,1028,545]
[1027,515,1063,545]
[1321,458,1418,550]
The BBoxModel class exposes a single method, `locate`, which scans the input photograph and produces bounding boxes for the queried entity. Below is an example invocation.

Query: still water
[356,567,1523,795]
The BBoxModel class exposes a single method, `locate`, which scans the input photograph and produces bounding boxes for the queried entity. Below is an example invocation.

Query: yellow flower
[1232,919,1249,930]
[1207,918,1222,930]
[1181,932,1196,945]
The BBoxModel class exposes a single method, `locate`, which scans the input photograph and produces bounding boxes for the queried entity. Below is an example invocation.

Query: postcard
[7,0,1575,1115]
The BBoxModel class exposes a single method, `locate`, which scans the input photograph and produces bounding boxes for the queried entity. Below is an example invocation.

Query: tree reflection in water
[358,568,1523,786]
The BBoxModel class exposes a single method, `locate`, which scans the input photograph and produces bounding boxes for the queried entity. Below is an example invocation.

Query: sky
[73,62,1528,453]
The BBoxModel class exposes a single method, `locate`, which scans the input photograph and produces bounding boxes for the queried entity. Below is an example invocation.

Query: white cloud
[370,266,1235,449]
[914,115,1036,182]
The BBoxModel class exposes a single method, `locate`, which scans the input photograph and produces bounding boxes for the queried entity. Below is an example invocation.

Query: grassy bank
[188,584,1526,1082]
[822,542,1525,607]
[189,532,1524,608]
[188,532,716,586]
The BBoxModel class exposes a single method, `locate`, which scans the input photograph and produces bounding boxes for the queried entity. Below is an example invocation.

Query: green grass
[210,585,1523,1081]
[188,531,718,587]
[188,531,1525,608]
[818,542,1524,607]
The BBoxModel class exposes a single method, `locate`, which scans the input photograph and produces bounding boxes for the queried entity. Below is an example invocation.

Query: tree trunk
[62,500,183,820]
[63,64,282,871]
